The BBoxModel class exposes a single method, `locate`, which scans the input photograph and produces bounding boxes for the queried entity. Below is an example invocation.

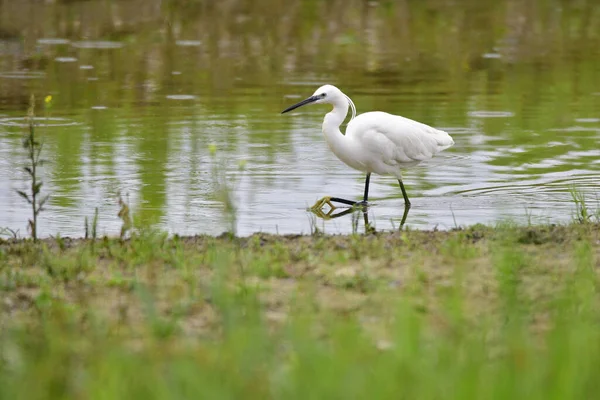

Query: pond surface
[0,0,599,237]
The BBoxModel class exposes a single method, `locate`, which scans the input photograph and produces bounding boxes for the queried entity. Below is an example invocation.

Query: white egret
[281,84,454,210]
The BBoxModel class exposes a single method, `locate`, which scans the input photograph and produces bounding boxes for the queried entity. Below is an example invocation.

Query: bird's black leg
[359,173,371,205]
[398,179,411,207]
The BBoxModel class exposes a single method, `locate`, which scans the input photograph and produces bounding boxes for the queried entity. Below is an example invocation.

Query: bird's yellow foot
[310,196,336,212]
[310,206,335,220]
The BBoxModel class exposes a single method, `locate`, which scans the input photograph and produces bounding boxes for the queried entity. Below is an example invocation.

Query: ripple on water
[549,126,600,133]
[562,149,600,157]
[0,117,80,128]
[0,71,45,79]
[37,38,71,45]
[175,40,202,47]
[575,118,600,123]
[55,57,78,63]
[166,94,196,100]
[437,126,480,135]
[453,173,600,200]
[467,110,515,118]
[482,52,502,59]
[434,153,472,166]
[71,41,124,49]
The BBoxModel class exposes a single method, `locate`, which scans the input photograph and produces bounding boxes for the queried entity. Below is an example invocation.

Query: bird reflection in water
[309,196,410,232]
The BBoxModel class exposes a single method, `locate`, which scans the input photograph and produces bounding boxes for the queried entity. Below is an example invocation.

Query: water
[0,0,598,238]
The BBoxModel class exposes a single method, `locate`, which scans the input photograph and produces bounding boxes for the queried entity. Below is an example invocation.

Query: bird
[281,84,454,212]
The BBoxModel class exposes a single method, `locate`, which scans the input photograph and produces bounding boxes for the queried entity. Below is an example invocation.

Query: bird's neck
[322,98,349,153]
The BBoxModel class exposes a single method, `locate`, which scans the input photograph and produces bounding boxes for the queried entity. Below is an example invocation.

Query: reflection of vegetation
[117,193,133,240]
[209,144,247,234]
[84,207,99,241]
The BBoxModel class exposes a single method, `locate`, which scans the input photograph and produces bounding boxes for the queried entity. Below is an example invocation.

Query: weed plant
[15,95,50,241]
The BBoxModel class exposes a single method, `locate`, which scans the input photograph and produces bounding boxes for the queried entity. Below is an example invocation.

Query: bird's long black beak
[281,95,319,114]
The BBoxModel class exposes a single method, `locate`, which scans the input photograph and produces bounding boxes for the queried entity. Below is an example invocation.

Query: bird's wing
[347,111,454,166]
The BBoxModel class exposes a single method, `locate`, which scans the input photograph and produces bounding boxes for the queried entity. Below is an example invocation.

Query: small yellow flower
[45,95,52,104]
[208,143,217,155]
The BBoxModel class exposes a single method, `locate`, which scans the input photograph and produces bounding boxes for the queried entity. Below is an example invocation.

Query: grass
[0,222,599,398]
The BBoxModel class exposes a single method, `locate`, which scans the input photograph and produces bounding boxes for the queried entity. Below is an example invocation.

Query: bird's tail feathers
[434,129,455,151]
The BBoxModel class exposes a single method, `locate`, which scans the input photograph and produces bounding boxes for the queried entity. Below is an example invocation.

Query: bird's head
[281,84,342,114]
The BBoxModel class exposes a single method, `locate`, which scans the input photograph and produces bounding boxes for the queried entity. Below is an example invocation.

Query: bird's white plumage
[346,111,454,177]
[305,84,454,179]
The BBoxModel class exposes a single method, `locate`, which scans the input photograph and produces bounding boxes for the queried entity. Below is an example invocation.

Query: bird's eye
[321,93,327,98]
